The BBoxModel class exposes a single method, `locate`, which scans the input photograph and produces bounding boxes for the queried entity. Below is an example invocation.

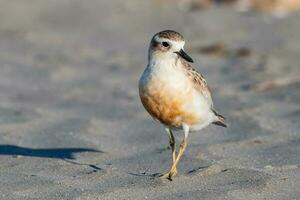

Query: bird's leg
[161,124,189,181]
[167,136,187,180]
[161,128,177,179]
[167,128,176,164]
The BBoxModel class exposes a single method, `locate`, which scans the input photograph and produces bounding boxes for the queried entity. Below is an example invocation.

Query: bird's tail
[212,109,227,128]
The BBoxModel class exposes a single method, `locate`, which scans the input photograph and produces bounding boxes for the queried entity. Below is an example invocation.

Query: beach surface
[0,1,299,199]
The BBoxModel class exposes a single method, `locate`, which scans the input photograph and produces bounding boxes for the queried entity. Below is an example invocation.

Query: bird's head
[148,30,193,63]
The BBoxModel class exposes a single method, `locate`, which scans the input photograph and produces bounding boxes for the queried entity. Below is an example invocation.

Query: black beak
[175,49,194,63]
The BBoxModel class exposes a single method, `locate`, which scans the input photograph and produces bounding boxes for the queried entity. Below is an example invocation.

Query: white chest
[139,59,189,94]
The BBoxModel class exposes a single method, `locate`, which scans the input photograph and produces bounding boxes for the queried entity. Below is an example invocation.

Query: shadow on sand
[0,144,102,159]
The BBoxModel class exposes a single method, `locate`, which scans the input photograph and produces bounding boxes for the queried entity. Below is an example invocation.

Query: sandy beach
[0,0,299,199]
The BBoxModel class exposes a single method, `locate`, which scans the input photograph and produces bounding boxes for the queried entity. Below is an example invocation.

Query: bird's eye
[162,42,169,47]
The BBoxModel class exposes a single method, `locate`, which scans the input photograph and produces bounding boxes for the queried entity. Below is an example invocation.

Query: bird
[139,30,227,181]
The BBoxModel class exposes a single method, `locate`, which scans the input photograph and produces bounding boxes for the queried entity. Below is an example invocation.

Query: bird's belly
[140,80,208,128]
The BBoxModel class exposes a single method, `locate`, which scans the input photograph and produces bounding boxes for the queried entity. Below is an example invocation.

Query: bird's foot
[160,168,178,181]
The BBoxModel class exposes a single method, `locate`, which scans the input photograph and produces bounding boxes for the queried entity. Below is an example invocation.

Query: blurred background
[0,0,300,199]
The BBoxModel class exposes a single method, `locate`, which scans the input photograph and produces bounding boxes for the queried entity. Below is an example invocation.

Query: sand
[0,1,299,199]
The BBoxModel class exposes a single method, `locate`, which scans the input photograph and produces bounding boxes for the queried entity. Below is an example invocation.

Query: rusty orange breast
[140,83,200,127]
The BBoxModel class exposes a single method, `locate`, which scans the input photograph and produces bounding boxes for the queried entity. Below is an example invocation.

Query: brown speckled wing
[179,58,213,107]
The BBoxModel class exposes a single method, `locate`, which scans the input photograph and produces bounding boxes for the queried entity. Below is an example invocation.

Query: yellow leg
[161,128,177,179]
[168,129,176,163]
[161,125,189,181]
[161,137,187,180]
[170,137,187,171]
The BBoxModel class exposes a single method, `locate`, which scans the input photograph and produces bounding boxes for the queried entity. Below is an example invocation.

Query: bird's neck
[148,54,180,70]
